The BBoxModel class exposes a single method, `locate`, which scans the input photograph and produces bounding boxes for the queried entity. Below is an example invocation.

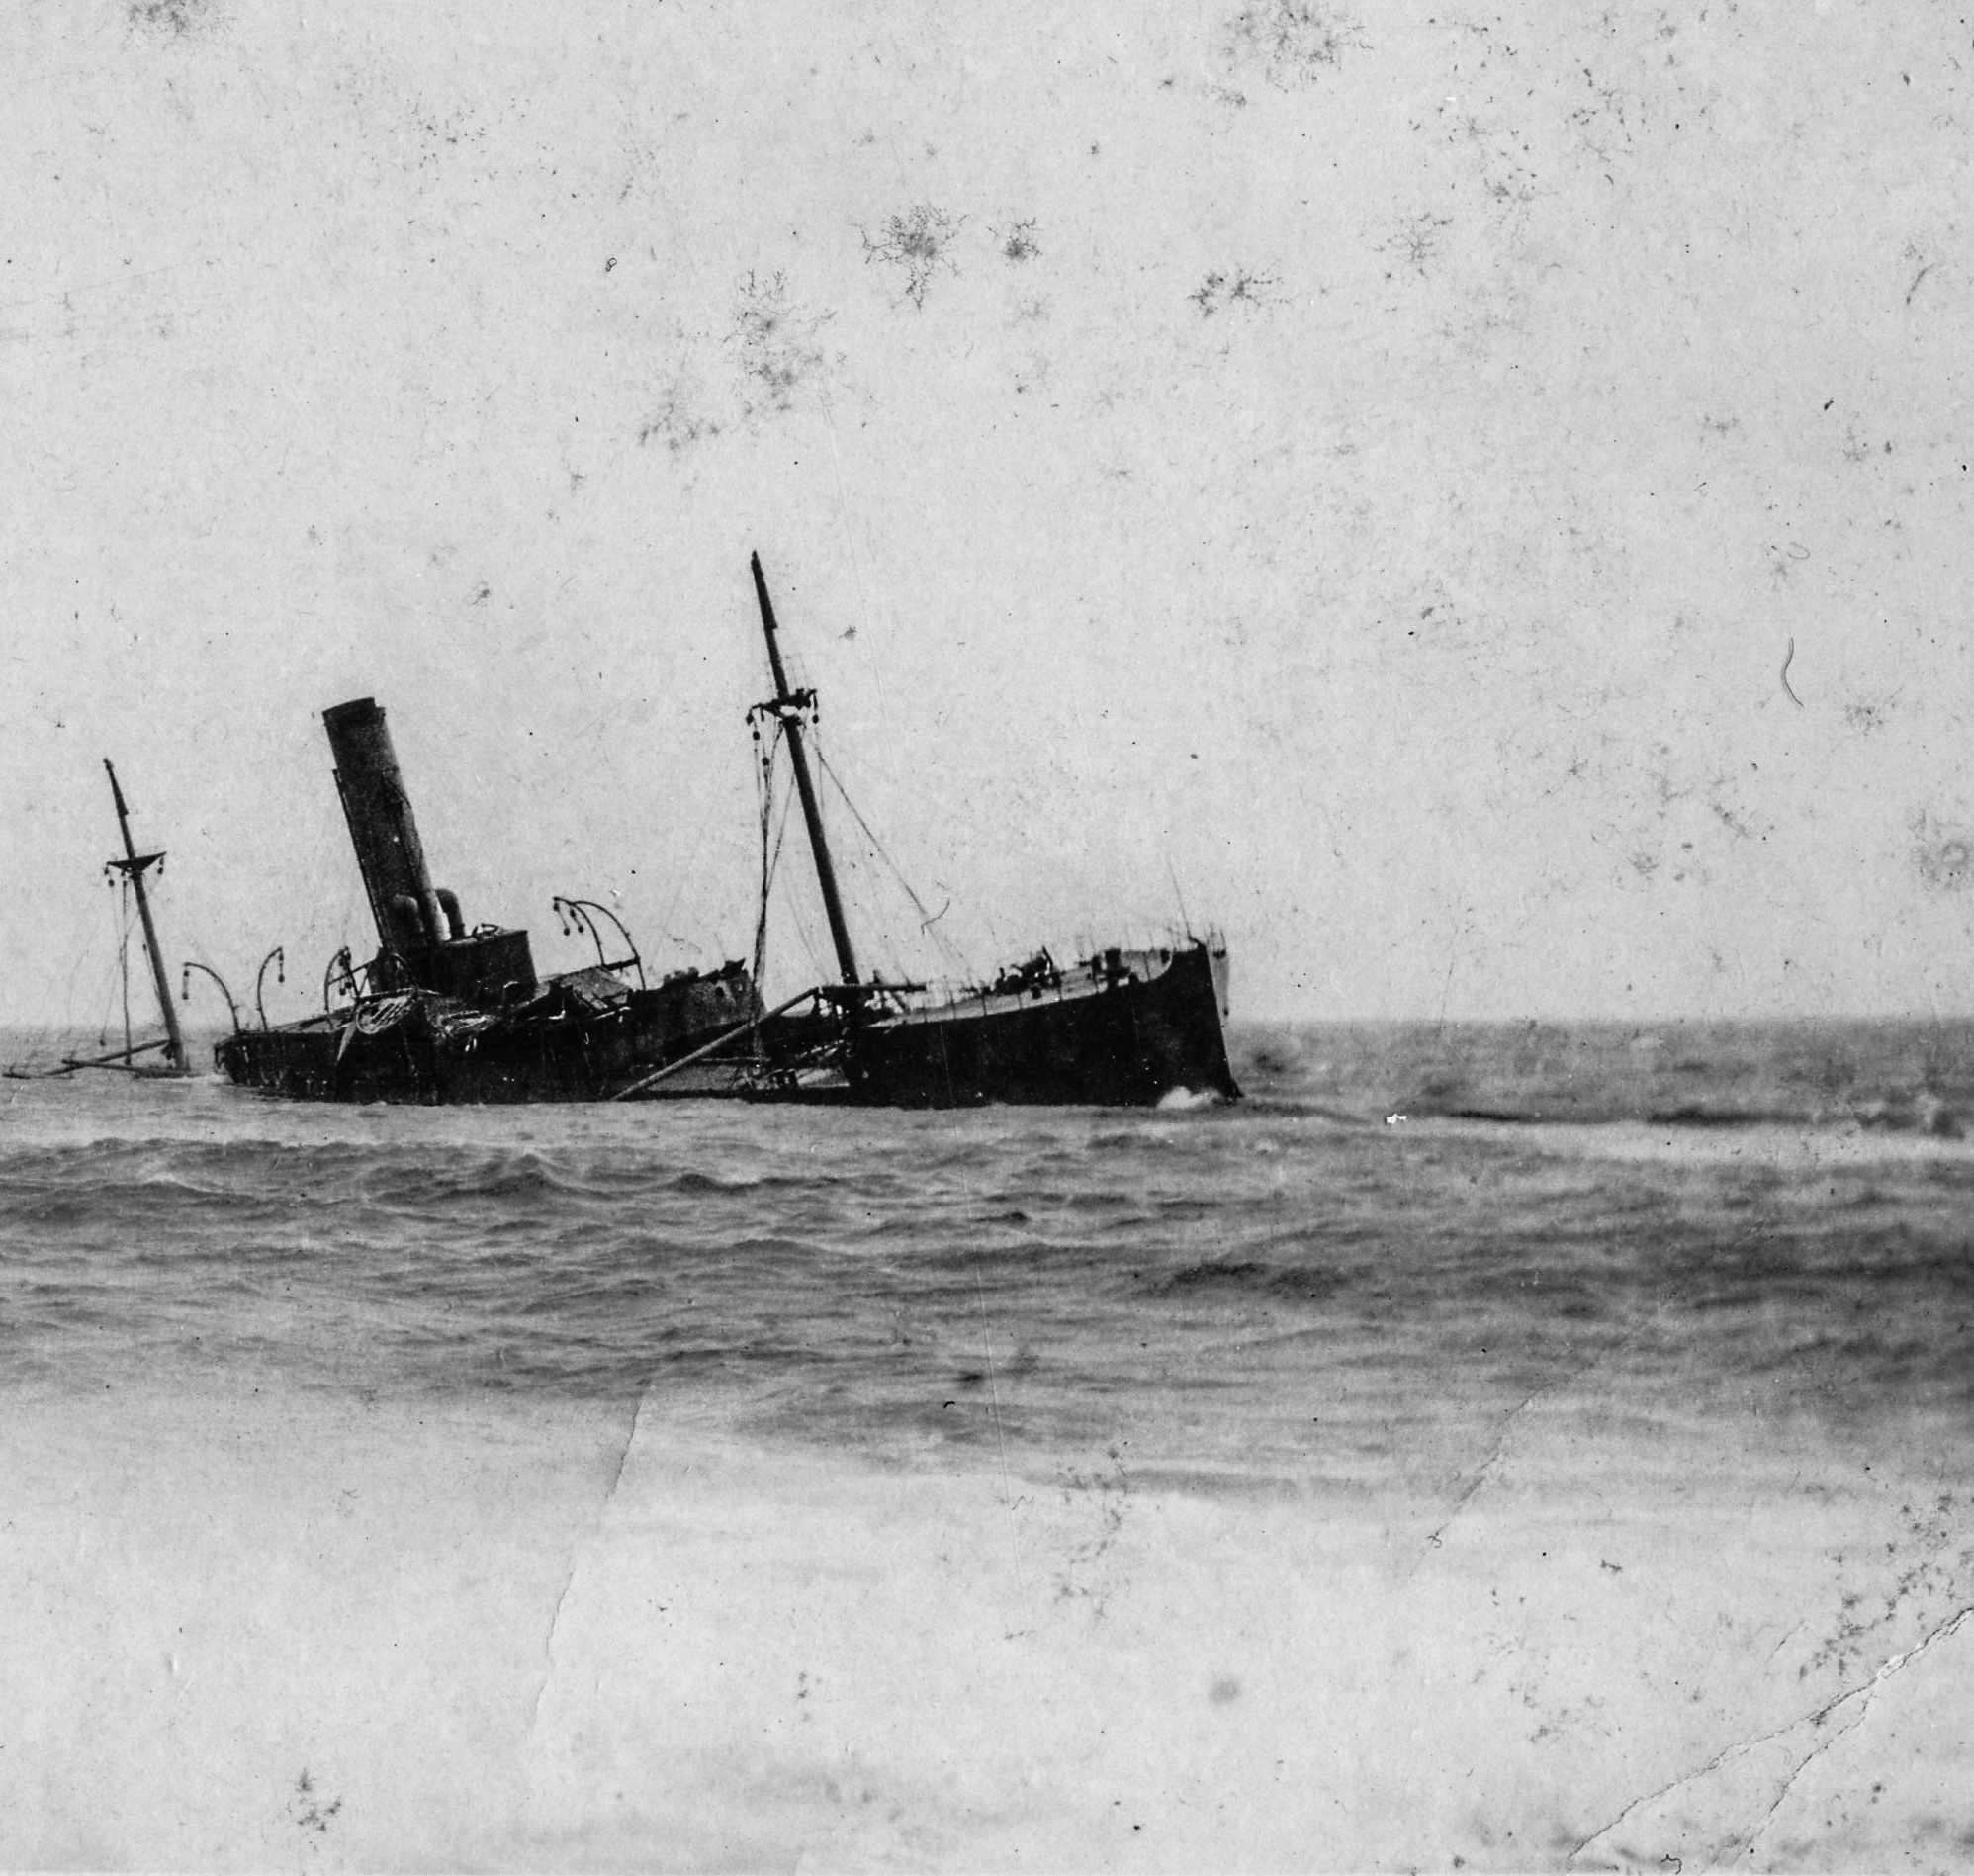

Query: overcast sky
[3,0,1970,1027]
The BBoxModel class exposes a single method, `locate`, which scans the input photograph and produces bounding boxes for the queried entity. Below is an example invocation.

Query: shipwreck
[214,698,756,1101]
[215,555,1237,1108]
[614,555,1240,1108]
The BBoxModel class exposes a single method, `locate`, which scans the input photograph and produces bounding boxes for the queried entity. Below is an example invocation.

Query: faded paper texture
[3,0,1973,1869]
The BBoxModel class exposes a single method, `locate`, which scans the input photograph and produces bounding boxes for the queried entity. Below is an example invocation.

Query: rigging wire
[749,712,819,998]
[9,878,125,1072]
[812,727,1176,942]
[54,893,115,1060]
[91,874,125,1049]
[751,719,789,990]
[771,836,830,992]
[752,721,775,992]
[812,742,975,986]
[117,874,133,1057]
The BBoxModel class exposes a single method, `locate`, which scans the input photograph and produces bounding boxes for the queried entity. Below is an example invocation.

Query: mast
[103,759,189,1073]
[751,552,860,989]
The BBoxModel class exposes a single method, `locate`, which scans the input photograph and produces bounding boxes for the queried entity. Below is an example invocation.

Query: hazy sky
[3,0,1970,1027]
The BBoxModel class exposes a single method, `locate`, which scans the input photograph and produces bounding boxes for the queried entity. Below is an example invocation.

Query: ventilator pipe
[181,960,243,1036]
[254,946,285,1030]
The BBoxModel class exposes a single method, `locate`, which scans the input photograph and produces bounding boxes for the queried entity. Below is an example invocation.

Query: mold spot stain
[1191,267,1278,316]
[637,380,719,454]
[292,1768,342,1840]
[998,219,1041,265]
[859,203,963,309]
[1221,0,1365,87]
[128,0,216,33]
[728,270,837,417]
[1382,212,1453,278]
[1053,1447,1131,1617]
[1909,810,1974,891]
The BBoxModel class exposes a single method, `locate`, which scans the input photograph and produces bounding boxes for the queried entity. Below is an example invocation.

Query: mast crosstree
[751,551,861,991]
[103,759,190,1074]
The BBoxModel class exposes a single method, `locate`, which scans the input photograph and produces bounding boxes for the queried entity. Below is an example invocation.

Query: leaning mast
[104,759,189,1074]
[751,552,860,990]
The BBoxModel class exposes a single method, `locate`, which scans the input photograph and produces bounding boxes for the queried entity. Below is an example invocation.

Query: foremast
[103,759,189,1074]
[750,552,860,992]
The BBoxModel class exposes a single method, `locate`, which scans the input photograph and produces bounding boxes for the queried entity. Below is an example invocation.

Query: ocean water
[7,1020,1973,1452]
[4,1021,1974,1869]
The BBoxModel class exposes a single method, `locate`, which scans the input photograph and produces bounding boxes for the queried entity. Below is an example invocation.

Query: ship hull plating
[735,940,1239,1109]
[218,965,756,1105]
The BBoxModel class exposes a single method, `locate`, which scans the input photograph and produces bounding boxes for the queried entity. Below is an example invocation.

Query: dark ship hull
[615,553,1242,1112]
[216,696,760,1105]
[219,962,756,1104]
[712,939,1237,1108]
[218,557,1239,1112]
[848,939,1237,1107]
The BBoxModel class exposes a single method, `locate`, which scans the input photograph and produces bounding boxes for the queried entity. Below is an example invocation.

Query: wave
[1378,1096,1972,1137]
[6,1025,1974,1447]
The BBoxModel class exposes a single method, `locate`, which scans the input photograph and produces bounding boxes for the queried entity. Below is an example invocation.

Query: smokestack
[322,698,449,959]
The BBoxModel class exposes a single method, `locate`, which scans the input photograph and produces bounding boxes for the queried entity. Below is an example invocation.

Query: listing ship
[4,761,198,1082]
[616,555,1240,1108]
[216,555,1235,1109]
[215,698,757,1102]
